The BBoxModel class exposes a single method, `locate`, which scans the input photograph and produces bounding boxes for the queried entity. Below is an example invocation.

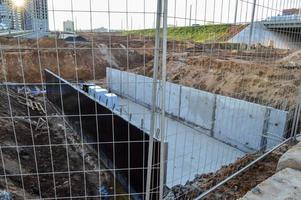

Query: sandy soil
[134,48,301,109]
[0,35,153,83]
[1,34,301,109]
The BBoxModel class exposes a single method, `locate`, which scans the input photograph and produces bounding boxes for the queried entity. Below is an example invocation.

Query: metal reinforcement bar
[194,136,294,200]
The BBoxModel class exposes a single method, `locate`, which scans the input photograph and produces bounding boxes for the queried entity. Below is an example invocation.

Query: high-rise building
[0,0,25,30]
[24,0,48,31]
[0,0,13,29]
[0,1,10,29]
[0,0,49,31]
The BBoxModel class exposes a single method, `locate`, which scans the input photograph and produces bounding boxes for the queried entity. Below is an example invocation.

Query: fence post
[145,0,163,199]
[291,87,301,141]
[234,0,239,24]
[159,0,168,198]
[249,0,257,47]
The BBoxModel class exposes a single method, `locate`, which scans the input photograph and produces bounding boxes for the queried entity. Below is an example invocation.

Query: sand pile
[278,50,301,67]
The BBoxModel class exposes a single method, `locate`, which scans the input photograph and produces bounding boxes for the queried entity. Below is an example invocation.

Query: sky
[47,0,300,31]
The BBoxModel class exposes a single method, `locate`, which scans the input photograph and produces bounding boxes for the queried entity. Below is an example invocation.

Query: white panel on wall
[128,72,136,99]
[165,82,181,116]
[194,90,216,130]
[121,71,129,97]
[266,109,287,149]
[179,86,192,121]
[106,68,110,88]
[109,68,121,93]
[136,75,146,104]
[106,68,289,152]
[144,76,153,106]
[136,75,153,106]
[180,86,215,130]
[214,96,266,151]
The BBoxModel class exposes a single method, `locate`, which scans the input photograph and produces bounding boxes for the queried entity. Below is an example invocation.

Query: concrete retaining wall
[106,68,288,152]
[46,69,162,199]
[229,22,301,50]
[179,86,215,130]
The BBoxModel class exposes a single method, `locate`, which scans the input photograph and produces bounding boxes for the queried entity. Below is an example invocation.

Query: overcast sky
[47,0,300,31]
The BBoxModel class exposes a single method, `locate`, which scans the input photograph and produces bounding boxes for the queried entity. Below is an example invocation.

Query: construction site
[0,0,301,199]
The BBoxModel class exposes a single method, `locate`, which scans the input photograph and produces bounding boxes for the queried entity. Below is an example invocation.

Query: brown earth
[133,48,301,109]
[0,87,127,199]
[0,35,154,83]
[0,33,300,199]
[166,143,293,200]
[1,34,301,109]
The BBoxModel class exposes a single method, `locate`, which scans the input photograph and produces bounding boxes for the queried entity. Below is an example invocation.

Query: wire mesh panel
[0,0,300,200]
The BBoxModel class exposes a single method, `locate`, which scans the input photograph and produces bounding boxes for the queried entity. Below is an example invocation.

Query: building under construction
[0,0,48,31]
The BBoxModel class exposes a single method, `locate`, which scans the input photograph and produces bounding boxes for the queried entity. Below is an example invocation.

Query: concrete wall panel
[180,86,215,130]
[214,96,266,151]
[109,68,122,93]
[165,82,181,116]
[107,68,288,151]
[121,71,129,97]
[267,109,288,148]
[127,72,136,99]
[136,75,146,104]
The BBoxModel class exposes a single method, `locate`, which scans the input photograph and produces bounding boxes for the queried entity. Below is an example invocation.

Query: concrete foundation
[107,68,288,152]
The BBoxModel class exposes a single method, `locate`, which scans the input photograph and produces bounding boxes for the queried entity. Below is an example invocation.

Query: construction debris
[164,144,291,200]
[240,141,301,200]
[0,87,127,199]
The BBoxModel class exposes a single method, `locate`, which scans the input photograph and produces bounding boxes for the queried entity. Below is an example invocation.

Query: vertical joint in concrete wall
[210,95,217,137]
[178,86,182,120]
[260,108,271,152]
[141,118,144,129]
[120,71,123,95]
[134,74,137,103]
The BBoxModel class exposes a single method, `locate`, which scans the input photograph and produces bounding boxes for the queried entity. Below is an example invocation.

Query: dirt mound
[1,34,299,109]
[278,50,301,67]
[0,88,126,199]
[0,36,152,83]
[134,50,300,109]
[165,143,291,200]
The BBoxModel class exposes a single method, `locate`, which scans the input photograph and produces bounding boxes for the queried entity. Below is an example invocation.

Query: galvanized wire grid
[0,0,300,200]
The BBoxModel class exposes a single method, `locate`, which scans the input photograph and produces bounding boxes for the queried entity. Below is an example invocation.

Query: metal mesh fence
[0,0,300,199]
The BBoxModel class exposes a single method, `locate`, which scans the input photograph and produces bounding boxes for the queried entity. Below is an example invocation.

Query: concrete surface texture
[106,67,288,152]
[277,142,301,171]
[116,97,244,187]
[229,22,301,49]
[239,168,301,200]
